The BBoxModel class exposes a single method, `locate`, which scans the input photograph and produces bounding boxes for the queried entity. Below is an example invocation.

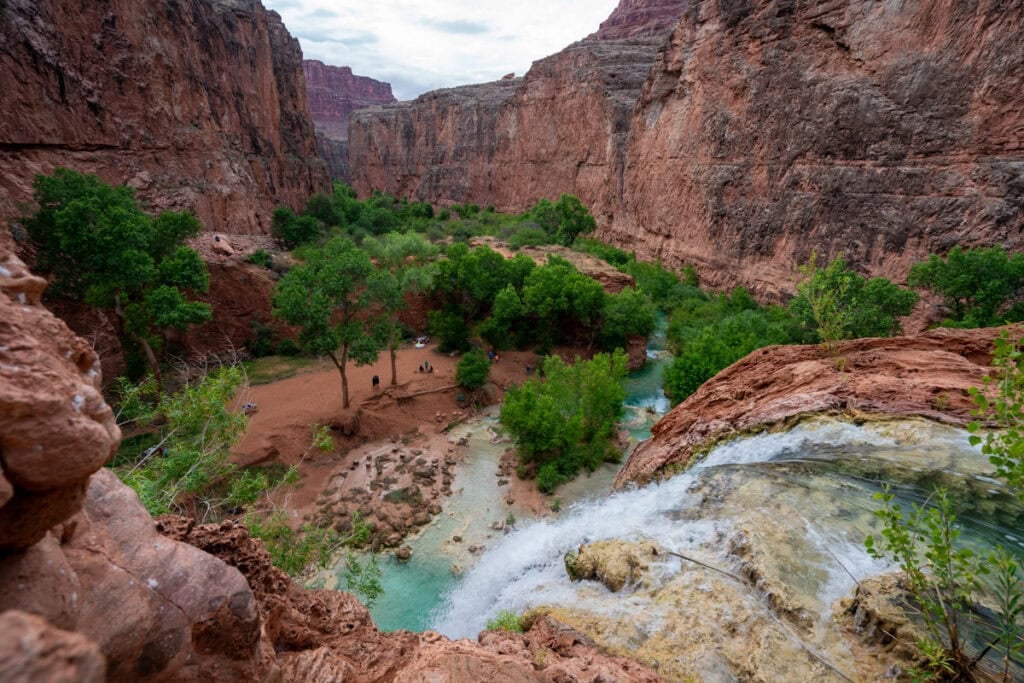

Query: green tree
[526,194,597,246]
[362,232,438,385]
[27,169,211,384]
[600,287,657,351]
[271,206,325,247]
[790,254,918,349]
[501,350,628,492]
[456,349,491,390]
[909,246,1024,328]
[273,237,385,409]
[521,256,606,348]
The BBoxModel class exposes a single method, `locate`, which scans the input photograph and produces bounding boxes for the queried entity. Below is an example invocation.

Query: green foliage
[486,610,524,633]
[909,246,1024,328]
[865,487,1022,680]
[311,423,334,453]
[273,237,385,408]
[623,259,701,312]
[246,512,339,576]
[247,249,273,268]
[508,224,551,249]
[114,366,249,516]
[969,332,1024,495]
[26,169,211,379]
[272,206,324,247]
[664,288,805,404]
[573,237,634,268]
[524,194,597,246]
[456,349,491,390]
[429,309,473,352]
[226,469,271,508]
[343,553,384,607]
[791,254,918,346]
[600,287,657,350]
[501,350,628,492]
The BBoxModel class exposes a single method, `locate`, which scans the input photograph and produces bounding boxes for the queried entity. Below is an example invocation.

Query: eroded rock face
[615,326,1005,488]
[602,0,1024,298]
[587,0,688,39]
[162,516,663,682]
[0,0,328,235]
[0,252,119,550]
[350,0,1022,299]
[0,611,105,683]
[303,60,395,181]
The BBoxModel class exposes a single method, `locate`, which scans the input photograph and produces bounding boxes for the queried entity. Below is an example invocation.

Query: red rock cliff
[349,35,668,224]
[603,0,1024,299]
[0,0,329,236]
[303,59,396,141]
[348,0,1023,298]
[588,0,687,39]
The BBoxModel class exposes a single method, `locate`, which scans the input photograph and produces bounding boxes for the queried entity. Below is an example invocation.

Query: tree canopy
[27,169,211,382]
[273,237,385,408]
[909,246,1024,328]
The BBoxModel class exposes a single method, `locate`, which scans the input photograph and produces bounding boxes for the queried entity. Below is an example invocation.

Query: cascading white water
[432,418,995,642]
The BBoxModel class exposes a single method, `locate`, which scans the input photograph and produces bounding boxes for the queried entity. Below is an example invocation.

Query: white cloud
[265,0,620,100]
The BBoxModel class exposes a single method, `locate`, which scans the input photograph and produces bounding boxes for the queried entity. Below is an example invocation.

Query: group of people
[418,360,433,373]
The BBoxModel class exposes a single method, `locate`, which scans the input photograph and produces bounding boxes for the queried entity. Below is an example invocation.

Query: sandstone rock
[303,60,396,142]
[587,0,688,39]
[0,0,328,235]
[0,252,119,550]
[616,326,1007,488]
[605,0,1024,299]
[0,610,105,683]
[395,546,413,562]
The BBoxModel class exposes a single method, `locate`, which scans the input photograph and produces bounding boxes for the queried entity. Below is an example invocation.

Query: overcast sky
[264,0,620,100]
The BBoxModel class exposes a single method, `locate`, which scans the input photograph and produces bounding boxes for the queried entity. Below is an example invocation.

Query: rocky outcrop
[0,0,328,236]
[602,0,1024,299]
[303,60,395,181]
[587,0,687,39]
[0,611,105,683]
[615,326,1008,488]
[0,252,119,550]
[161,516,663,682]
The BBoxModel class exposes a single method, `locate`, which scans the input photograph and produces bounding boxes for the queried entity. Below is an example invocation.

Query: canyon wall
[587,0,688,39]
[303,60,396,180]
[604,0,1024,298]
[0,0,329,236]
[349,0,1023,298]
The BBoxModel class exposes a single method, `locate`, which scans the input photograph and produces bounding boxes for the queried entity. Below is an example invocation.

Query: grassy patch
[244,355,320,385]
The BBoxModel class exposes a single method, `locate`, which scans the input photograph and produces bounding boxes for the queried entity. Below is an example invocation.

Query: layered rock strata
[615,326,1007,488]
[587,0,687,39]
[603,0,1024,298]
[303,60,396,181]
[349,34,669,224]
[0,0,328,236]
[349,0,1023,299]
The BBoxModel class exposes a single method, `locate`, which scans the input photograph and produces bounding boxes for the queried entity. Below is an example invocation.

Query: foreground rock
[616,326,1005,488]
[0,0,328,234]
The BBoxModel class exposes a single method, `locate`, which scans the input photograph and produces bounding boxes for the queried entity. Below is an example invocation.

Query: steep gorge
[0,0,328,236]
[303,59,396,181]
[348,0,1024,298]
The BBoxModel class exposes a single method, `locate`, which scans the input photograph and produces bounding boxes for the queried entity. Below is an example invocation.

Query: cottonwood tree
[27,168,211,386]
[273,237,385,409]
[361,232,438,385]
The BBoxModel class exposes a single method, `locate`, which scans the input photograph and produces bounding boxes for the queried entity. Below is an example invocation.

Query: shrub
[272,206,324,247]
[525,194,596,246]
[247,249,273,268]
[456,349,491,390]
[508,225,550,250]
[486,609,524,633]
